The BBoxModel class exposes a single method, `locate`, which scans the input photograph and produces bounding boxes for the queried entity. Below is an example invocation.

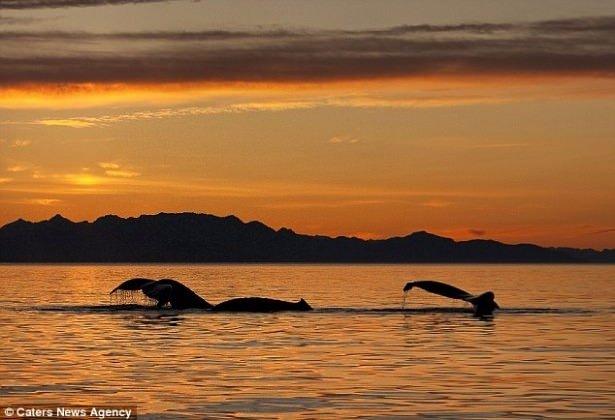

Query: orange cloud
[98,162,120,170]
[329,135,360,144]
[420,200,452,208]
[3,75,615,114]
[10,140,32,147]
[6,165,29,172]
[104,169,141,178]
[34,119,97,128]
[24,198,62,206]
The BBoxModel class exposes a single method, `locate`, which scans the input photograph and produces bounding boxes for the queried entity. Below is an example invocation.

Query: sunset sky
[1,0,614,248]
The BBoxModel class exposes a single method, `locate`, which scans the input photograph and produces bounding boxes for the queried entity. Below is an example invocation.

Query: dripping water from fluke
[110,289,154,306]
[401,290,409,310]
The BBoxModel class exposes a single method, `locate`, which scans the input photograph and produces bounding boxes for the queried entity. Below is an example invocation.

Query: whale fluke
[110,277,157,294]
[110,278,213,309]
[403,280,499,316]
[142,281,174,308]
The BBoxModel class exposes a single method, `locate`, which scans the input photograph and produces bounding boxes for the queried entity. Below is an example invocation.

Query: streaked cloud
[34,119,97,128]
[468,229,487,236]
[24,198,62,206]
[6,165,29,172]
[28,101,320,128]
[104,169,140,178]
[27,171,134,186]
[464,143,529,149]
[420,200,452,208]
[1,170,537,199]
[2,16,615,89]
[592,228,615,235]
[258,199,385,209]
[98,162,120,169]
[0,16,44,25]
[329,135,360,144]
[97,162,140,178]
[17,87,560,127]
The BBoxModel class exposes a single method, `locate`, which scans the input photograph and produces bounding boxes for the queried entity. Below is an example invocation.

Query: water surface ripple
[1,264,613,418]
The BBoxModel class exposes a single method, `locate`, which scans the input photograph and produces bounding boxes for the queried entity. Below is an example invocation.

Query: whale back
[156,279,213,309]
[212,297,313,312]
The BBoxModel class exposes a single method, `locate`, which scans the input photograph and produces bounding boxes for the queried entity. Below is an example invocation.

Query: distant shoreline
[1,212,613,263]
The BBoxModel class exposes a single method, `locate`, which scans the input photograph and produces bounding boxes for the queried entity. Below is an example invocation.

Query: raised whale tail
[403,280,499,316]
[110,278,212,309]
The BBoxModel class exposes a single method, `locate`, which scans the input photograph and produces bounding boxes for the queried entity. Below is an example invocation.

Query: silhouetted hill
[0,213,612,263]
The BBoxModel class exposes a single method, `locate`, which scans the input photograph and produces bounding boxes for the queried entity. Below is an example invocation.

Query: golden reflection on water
[1,264,614,418]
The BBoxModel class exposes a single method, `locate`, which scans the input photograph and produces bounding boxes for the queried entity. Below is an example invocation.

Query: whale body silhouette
[111,278,312,312]
[212,297,312,312]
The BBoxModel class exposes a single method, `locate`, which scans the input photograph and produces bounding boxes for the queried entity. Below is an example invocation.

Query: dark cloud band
[2,16,614,87]
[2,16,615,41]
[0,0,178,9]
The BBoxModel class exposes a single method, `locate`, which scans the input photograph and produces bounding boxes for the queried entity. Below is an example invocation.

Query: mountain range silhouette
[0,212,613,263]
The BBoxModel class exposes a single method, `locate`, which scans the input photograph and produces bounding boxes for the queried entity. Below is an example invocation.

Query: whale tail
[110,278,157,294]
[403,280,499,316]
[142,281,174,308]
[110,278,212,309]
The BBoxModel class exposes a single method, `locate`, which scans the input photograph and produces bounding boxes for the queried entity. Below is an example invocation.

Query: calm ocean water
[0,264,613,418]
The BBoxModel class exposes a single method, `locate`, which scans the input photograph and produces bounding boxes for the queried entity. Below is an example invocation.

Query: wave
[28,304,598,315]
